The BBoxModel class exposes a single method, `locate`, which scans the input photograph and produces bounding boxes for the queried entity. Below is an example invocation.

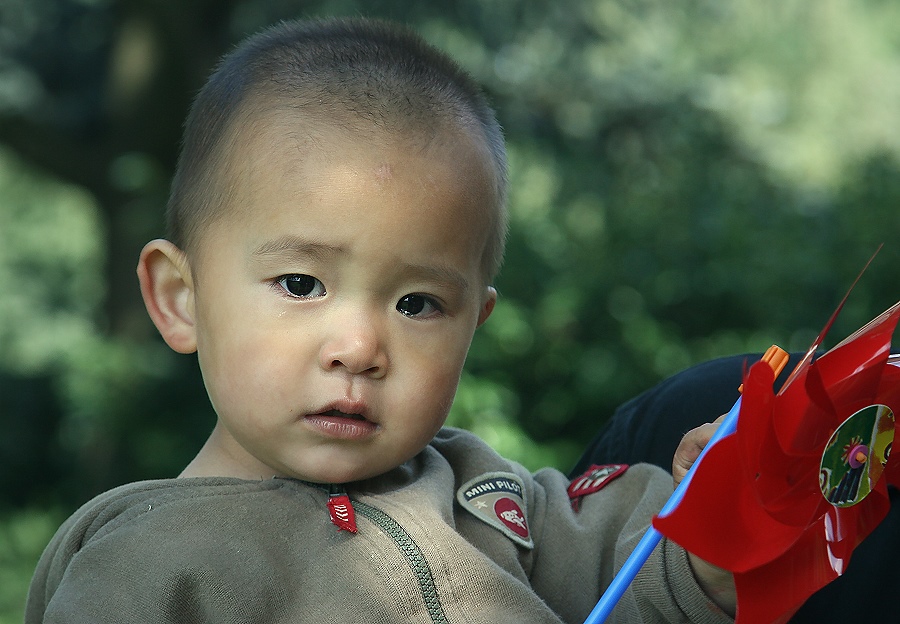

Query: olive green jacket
[27,428,732,623]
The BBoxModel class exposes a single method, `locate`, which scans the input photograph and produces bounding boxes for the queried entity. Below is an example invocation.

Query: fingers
[671,419,722,487]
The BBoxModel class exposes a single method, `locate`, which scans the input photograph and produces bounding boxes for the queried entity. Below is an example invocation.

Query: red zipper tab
[327,492,358,533]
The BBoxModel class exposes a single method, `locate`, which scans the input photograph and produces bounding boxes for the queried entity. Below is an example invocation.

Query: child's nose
[319,315,388,378]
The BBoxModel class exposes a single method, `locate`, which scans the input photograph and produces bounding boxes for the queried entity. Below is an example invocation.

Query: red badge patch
[494,497,529,539]
[568,464,628,511]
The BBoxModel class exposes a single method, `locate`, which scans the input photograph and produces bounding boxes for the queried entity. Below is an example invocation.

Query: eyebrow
[402,262,471,297]
[251,236,343,260]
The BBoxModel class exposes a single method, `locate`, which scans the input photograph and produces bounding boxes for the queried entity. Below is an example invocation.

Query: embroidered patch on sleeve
[567,464,629,511]
[457,472,534,549]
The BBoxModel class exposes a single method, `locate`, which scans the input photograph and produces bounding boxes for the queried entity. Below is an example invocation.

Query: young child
[26,18,735,623]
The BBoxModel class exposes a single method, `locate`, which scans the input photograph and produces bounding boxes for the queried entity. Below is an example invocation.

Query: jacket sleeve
[525,462,734,624]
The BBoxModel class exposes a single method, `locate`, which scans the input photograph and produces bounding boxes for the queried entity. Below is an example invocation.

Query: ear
[136,239,198,354]
[476,286,497,327]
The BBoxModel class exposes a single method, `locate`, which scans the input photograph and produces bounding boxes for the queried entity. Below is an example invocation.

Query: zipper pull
[327,487,358,533]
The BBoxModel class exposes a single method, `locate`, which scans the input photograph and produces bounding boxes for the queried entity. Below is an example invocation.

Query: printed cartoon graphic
[494,497,528,538]
[820,404,895,507]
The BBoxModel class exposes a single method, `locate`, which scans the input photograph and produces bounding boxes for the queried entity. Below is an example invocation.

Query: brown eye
[396,294,441,318]
[277,274,325,298]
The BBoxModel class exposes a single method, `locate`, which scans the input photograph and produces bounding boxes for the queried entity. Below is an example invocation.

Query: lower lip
[304,415,378,440]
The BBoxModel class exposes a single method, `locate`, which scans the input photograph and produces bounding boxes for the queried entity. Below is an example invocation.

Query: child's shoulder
[27,477,341,623]
[428,426,538,483]
[56,476,315,543]
[67,477,260,520]
[430,426,517,465]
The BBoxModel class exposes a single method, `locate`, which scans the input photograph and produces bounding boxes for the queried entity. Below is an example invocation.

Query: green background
[3,0,900,620]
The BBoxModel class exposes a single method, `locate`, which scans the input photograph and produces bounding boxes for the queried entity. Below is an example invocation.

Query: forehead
[235,109,493,207]
[199,110,497,277]
[222,102,494,192]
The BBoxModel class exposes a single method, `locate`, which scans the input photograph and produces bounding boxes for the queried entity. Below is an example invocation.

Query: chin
[295,462,383,485]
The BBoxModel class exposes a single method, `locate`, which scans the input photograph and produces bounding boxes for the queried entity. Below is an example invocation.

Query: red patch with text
[567,464,628,511]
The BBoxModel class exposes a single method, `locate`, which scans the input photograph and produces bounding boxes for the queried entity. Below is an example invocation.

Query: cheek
[407,335,471,409]
[196,316,295,410]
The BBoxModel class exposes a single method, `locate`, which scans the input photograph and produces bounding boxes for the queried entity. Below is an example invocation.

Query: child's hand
[673,417,737,617]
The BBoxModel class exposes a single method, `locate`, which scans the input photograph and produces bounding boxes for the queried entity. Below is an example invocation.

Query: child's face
[185,118,496,484]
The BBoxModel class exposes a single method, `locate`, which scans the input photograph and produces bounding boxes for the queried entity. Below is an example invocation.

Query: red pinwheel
[653,301,900,623]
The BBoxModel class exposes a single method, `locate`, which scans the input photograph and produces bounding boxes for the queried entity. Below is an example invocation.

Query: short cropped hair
[166,17,508,282]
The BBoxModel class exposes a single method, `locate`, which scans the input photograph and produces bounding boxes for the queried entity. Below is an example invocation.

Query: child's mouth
[304,408,377,439]
[320,409,366,420]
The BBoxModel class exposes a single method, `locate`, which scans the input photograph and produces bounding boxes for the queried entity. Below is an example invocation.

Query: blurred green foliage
[0,508,62,624]
[3,0,900,619]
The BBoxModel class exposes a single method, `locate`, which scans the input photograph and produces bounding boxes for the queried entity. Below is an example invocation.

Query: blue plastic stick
[583,395,743,623]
